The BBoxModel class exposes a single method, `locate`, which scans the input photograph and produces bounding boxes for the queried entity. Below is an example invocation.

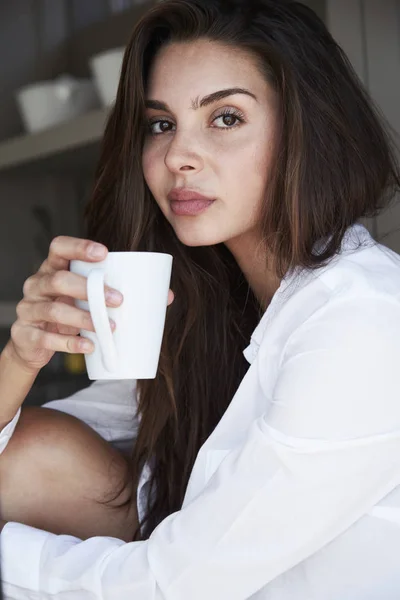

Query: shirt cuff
[0,408,21,454]
[0,521,51,593]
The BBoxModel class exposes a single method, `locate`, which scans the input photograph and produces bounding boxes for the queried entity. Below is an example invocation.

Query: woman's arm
[0,340,39,431]
[0,405,138,542]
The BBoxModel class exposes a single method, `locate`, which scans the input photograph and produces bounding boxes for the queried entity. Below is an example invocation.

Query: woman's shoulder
[313,230,400,302]
[255,230,400,370]
[285,225,400,321]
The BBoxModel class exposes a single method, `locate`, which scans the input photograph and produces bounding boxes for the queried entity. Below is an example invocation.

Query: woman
[1,0,400,597]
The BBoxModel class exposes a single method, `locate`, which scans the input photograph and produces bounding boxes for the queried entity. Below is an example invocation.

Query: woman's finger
[44,236,108,272]
[11,322,95,356]
[24,271,123,306]
[16,299,117,334]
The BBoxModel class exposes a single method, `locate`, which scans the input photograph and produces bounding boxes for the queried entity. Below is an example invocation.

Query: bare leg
[0,406,138,542]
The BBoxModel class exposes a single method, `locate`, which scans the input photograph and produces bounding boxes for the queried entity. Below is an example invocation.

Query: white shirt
[2,222,400,599]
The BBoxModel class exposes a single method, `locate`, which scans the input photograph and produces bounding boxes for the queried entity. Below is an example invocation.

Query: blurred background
[0,0,399,407]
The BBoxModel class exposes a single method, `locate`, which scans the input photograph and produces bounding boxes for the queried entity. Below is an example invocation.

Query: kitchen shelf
[0,3,157,176]
[0,107,110,175]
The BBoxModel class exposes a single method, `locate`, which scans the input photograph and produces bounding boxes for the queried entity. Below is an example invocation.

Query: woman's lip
[168,189,215,202]
[170,199,215,216]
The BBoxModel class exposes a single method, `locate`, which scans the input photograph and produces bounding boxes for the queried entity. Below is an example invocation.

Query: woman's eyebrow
[145,87,257,111]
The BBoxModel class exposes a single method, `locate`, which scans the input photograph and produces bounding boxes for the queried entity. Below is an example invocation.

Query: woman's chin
[174,228,225,248]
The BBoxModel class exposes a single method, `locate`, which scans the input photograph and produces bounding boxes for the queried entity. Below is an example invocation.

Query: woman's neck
[225,230,281,312]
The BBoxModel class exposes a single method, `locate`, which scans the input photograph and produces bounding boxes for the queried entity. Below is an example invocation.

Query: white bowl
[16,75,100,133]
[89,48,125,107]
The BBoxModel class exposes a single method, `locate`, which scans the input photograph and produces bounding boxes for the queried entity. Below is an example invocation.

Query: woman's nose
[164,131,204,174]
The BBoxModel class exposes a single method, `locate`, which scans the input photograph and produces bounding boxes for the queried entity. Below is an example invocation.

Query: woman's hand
[9,236,174,373]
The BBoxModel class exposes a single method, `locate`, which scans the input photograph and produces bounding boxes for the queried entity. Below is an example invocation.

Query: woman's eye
[148,119,174,135]
[147,110,244,135]
[212,111,244,129]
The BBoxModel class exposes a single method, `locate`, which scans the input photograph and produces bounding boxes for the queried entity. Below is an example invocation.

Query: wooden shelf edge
[0,107,110,174]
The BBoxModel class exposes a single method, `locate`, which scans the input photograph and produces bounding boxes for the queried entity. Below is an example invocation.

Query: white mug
[16,75,99,133]
[69,252,173,380]
[89,48,125,107]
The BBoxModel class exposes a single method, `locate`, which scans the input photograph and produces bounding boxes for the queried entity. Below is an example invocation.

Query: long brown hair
[84,0,400,540]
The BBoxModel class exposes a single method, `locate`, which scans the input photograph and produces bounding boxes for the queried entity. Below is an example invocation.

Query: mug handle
[86,268,118,372]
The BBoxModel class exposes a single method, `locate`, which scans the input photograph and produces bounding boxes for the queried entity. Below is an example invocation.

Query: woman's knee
[0,405,137,540]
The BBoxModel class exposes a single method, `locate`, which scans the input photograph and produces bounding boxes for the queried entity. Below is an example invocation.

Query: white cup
[89,48,125,107]
[69,252,173,380]
[16,75,99,133]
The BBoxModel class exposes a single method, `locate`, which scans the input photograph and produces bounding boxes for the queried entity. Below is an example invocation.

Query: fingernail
[106,290,123,304]
[88,244,106,258]
[80,340,93,353]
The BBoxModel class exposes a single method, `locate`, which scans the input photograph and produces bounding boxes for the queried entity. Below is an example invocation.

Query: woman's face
[142,38,278,249]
